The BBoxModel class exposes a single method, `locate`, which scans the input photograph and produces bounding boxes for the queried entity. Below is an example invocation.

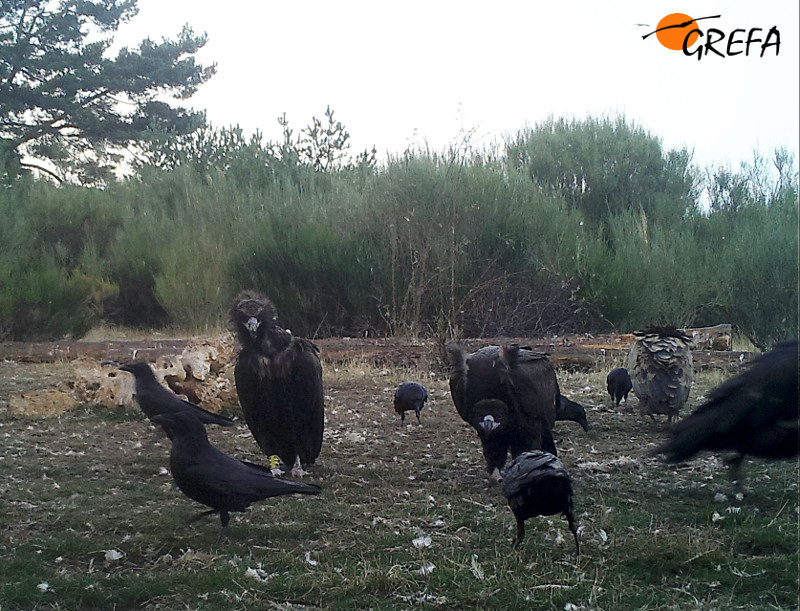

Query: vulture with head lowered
[627,326,693,423]
[229,291,324,477]
[651,339,799,493]
[502,450,580,554]
[445,342,558,482]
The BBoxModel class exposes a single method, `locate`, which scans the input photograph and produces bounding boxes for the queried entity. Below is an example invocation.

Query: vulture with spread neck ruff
[651,339,798,493]
[445,342,558,482]
[502,450,580,554]
[627,326,693,423]
[229,291,324,477]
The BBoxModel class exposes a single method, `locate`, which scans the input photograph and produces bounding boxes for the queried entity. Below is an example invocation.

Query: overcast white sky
[115,1,799,171]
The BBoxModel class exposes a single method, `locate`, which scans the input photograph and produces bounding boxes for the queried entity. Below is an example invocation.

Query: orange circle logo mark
[656,13,700,50]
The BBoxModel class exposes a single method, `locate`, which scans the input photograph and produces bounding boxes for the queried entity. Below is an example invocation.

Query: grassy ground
[0,356,797,610]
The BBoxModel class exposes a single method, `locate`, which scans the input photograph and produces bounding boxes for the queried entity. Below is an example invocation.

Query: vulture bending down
[230,291,324,477]
[502,450,579,554]
[651,339,799,492]
[153,411,321,541]
[606,367,633,406]
[446,342,558,482]
[393,381,428,425]
[627,326,693,423]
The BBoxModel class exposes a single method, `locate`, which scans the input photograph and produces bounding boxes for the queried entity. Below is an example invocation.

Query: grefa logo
[642,13,781,59]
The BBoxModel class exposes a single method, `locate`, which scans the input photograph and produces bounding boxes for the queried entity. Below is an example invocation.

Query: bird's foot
[291,456,308,478]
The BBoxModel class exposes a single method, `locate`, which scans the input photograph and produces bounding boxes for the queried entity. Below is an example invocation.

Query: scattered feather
[417,562,436,575]
[104,549,123,562]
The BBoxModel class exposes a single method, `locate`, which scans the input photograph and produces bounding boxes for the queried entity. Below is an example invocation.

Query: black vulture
[393,381,428,425]
[445,342,558,482]
[606,367,633,406]
[502,450,579,554]
[152,411,321,541]
[119,361,234,438]
[627,326,693,423]
[651,340,799,492]
[557,394,590,431]
[229,291,324,477]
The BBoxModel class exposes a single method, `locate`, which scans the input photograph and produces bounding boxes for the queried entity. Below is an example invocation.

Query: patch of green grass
[0,360,797,610]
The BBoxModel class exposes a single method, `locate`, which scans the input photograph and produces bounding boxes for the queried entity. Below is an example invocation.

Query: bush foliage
[1,114,797,347]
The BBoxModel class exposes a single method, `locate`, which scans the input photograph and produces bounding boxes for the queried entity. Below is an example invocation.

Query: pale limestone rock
[8,390,77,418]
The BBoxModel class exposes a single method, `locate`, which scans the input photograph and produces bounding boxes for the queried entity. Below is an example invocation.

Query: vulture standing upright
[651,339,799,492]
[627,326,693,423]
[445,342,558,481]
[229,291,324,477]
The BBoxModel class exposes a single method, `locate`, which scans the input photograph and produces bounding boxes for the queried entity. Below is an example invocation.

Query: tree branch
[20,159,63,183]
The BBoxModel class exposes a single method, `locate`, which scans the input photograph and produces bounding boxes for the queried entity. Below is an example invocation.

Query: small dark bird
[394,381,428,425]
[557,394,590,431]
[606,367,633,406]
[502,450,580,554]
[152,411,321,541]
[651,340,799,493]
[446,342,558,482]
[120,361,234,438]
[229,291,324,477]
[627,326,693,423]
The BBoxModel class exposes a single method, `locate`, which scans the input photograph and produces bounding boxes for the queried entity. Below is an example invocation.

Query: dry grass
[0,355,797,610]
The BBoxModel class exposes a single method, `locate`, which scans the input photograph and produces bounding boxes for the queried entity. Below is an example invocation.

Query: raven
[606,367,633,406]
[651,340,799,492]
[120,361,234,438]
[152,411,321,540]
[394,381,428,425]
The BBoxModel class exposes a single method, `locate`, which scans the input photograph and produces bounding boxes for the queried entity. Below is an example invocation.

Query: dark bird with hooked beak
[502,450,580,554]
[229,291,325,477]
[651,340,799,493]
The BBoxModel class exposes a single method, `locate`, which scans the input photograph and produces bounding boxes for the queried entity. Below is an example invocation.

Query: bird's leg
[488,467,502,485]
[415,410,421,425]
[567,513,580,555]
[726,454,745,497]
[400,412,406,426]
[291,455,308,478]
[217,510,231,542]
[512,519,525,550]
